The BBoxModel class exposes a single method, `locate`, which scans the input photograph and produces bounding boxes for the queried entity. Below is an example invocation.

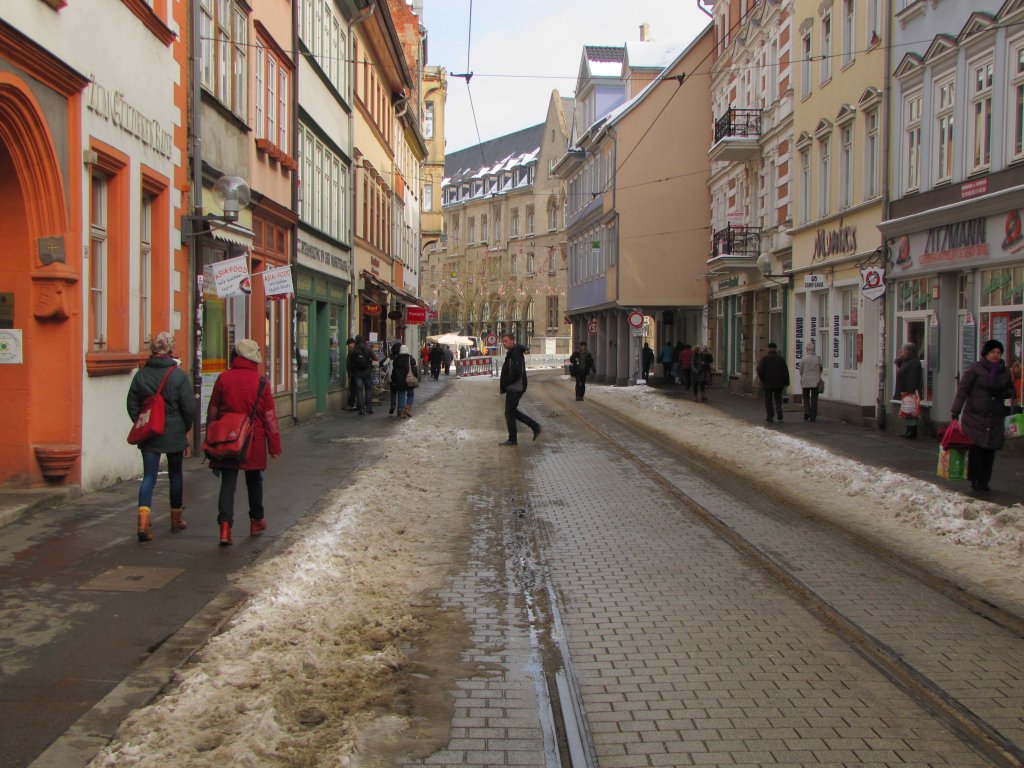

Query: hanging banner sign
[860,266,885,301]
[363,302,382,317]
[212,255,251,297]
[405,305,427,325]
[262,265,294,300]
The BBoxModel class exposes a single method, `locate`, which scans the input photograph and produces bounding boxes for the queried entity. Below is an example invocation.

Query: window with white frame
[820,11,832,84]
[1012,42,1024,161]
[935,76,955,183]
[839,124,853,209]
[799,149,811,224]
[255,39,292,153]
[480,214,488,242]
[139,194,152,344]
[818,136,831,218]
[424,183,433,212]
[904,91,922,192]
[298,0,347,97]
[841,0,854,67]
[511,208,519,238]
[526,206,535,235]
[801,30,812,99]
[970,58,993,172]
[548,203,558,231]
[548,249,557,274]
[297,123,348,242]
[200,0,247,117]
[90,173,108,350]
[864,109,879,199]
[494,211,502,242]
[866,0,881,46]
[424,101,434,139]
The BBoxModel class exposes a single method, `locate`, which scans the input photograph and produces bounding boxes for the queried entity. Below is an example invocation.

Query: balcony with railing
[708,225,761,268]
[709,108,762,162]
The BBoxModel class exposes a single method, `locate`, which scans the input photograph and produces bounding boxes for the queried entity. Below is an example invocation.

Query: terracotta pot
[33,444,80,481]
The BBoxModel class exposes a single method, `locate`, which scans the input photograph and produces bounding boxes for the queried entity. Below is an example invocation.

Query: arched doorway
[0,75,81,486]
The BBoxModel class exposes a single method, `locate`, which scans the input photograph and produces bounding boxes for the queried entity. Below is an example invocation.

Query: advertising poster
[212,255,251,298]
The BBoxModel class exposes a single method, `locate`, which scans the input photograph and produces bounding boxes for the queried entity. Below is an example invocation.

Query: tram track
[524,376,1024,768]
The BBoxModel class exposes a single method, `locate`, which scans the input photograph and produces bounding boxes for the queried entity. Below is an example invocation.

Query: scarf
[980,357,1005,389]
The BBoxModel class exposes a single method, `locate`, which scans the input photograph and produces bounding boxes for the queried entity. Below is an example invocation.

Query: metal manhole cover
[80,566,184,592]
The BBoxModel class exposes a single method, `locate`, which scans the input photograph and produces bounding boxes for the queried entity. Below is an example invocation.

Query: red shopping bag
[940,418,973,450]
[127,368,175,445]
[899,392,920,418]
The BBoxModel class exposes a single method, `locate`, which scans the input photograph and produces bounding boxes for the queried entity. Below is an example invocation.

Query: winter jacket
[799,353,823,390]
[679,348,693,369]
[127,355,196,454]
[893,355,923,398]
[641,345,655,367]
[390,353,419,392]
[349,341,374,373]
[499,344,528,394]
[660,343,674,364]
[951,359,1015,450]
[691,351,713,384]
[569,350,596,378]
[205,357,282,470]
[756,350,790,389]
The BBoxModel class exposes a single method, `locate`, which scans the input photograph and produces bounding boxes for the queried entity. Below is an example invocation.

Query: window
[527,253,535,274]
[424,101,434,139]
[820,12,832,83]
[255,39,292,154]
[199,0,247,117]
[297,123,349,242]
[818,136,831,218]
[299,0,347,95]
[801,31,812,99]
[424,183,433,212]
[548,204,558,231]
[549,249,557,274]
[841,0,854,67]
[526,206,535,235]
[970,58,993,172]
[839,125,853,209]
[90,173,108,351]
[494,212,501,242]
[904,92,922,191]
[799,149,811,224]
[139,194,152,344]
[935,77,955,182]
[468,217,476,243]
[546,296,559,329]
[480,214,488,243]
[841,287,858,371]
[864,109,879,199]
[866,0,881,46]
[511,208,520,238]
[1012,43,1024,161]
[511,253,518,274]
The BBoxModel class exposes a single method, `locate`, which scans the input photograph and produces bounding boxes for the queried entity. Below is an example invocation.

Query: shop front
[881,203,1024,433]
[295,236,352,418]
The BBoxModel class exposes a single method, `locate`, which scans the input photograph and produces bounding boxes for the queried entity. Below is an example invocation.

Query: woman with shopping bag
[893,342,923,438]
[951,339,1016,493]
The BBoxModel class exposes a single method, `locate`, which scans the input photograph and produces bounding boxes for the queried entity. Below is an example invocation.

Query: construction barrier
[456,356,496,377]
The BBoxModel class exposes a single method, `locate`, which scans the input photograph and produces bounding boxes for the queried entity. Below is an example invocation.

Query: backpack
[351,347,369,369]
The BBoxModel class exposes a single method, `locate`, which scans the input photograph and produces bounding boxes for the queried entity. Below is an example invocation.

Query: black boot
[907,425,917,439]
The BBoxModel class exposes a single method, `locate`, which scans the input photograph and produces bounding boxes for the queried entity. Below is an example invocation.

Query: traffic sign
[485,333,498,347]
[587,319,598,334]
[627,310,644,329]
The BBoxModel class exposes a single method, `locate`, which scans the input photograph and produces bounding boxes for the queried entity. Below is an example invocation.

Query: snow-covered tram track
[530,378,1024,768]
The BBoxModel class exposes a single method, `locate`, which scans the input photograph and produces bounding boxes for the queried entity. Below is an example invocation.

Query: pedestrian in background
[951,339,1016,493]
[679,344,693,391]
[350,335,376,414]
[800,342,823,422]
[641,342,654,381]
[382,341,400,415]
[894,342,923,439]
[691,345,712,402]
[391,344,419,418]
[757,342,790,423]
[568,341,596,401]
[206,339,282,545]
[660,341,675,384]
[443,345,454,376]
[499,332,541,445]
[429,343,443,380]
[344,338,356,411]
[126,331,197,542]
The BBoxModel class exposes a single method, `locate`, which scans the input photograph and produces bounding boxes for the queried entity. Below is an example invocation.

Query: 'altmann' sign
[921,217,988,265]
[812,223,857,262]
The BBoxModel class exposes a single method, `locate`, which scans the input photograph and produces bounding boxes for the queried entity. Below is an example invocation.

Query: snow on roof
[626,40,687,69]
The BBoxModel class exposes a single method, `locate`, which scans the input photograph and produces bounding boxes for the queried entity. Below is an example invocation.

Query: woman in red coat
[206,339,282,545]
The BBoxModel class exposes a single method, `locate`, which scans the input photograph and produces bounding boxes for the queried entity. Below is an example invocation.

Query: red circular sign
[627,311,644,329]
[363,302,382,317]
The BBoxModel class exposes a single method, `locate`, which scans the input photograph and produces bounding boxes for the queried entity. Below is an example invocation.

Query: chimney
[639,23,650,41]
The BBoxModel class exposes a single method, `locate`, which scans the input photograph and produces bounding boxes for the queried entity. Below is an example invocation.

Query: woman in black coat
[951,339,1016,493]
[893,342,923,438]
[126,332,197,541]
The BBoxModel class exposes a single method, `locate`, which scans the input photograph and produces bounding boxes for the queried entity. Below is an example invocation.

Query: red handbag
[202,379,265,462]
[127,368,175,445]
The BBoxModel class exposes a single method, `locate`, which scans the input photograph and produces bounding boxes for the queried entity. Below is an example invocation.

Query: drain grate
[80,566,184,592]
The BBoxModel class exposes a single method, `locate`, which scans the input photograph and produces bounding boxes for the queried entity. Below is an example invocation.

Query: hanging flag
[211,255,251,297]
[262,264,294,300]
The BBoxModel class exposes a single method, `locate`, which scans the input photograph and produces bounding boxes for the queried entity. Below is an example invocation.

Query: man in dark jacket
[429,343,443,380]
[756,342,790,423]
[349,335,376,414]
[498,333,541,445]
[568,341,596,401]
[344,338,357,410]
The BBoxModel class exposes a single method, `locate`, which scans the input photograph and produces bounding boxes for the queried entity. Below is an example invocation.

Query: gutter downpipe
[348,1,376,349]
[877,3,894,431]
[290,0,300,424]
[190,0,205,454]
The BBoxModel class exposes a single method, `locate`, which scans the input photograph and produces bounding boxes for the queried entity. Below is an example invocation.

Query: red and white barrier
[456,356,496,377]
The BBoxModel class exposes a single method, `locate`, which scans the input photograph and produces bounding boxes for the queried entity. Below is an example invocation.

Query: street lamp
[183,175,251,239]
[757,252,790,286]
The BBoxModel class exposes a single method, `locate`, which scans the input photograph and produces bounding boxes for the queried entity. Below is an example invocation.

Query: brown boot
[170,507,187,532]
[137,506,153,542]
[404,406,412,418]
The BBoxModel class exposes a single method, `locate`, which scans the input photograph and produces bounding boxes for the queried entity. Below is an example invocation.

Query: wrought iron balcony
[709,108,762,162]
[711,225,761,259]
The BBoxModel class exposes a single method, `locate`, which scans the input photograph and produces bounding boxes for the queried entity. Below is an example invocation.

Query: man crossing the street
[498,332,541,446]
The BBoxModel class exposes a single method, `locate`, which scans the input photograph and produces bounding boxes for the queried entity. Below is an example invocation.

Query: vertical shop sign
[961,314,976,375]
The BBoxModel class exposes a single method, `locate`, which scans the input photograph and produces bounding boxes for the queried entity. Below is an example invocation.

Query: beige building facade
[790,0,888,422]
